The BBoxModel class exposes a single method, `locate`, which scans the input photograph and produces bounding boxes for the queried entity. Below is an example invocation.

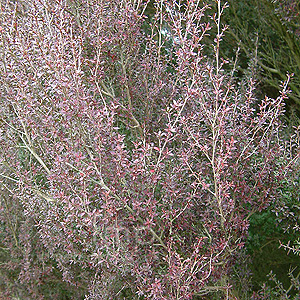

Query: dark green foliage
[223,0,300,110]
[247,210,300,290]
[246,173,300,294]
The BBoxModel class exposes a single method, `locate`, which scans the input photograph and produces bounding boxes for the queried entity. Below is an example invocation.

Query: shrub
[0,0,298,299]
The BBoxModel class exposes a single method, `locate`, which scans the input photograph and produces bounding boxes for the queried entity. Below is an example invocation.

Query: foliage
[0,0,299,299]
[223,0,300,108]
[247,158,300,297]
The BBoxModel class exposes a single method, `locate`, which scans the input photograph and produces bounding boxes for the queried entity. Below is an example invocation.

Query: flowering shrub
[0,0,298,299]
